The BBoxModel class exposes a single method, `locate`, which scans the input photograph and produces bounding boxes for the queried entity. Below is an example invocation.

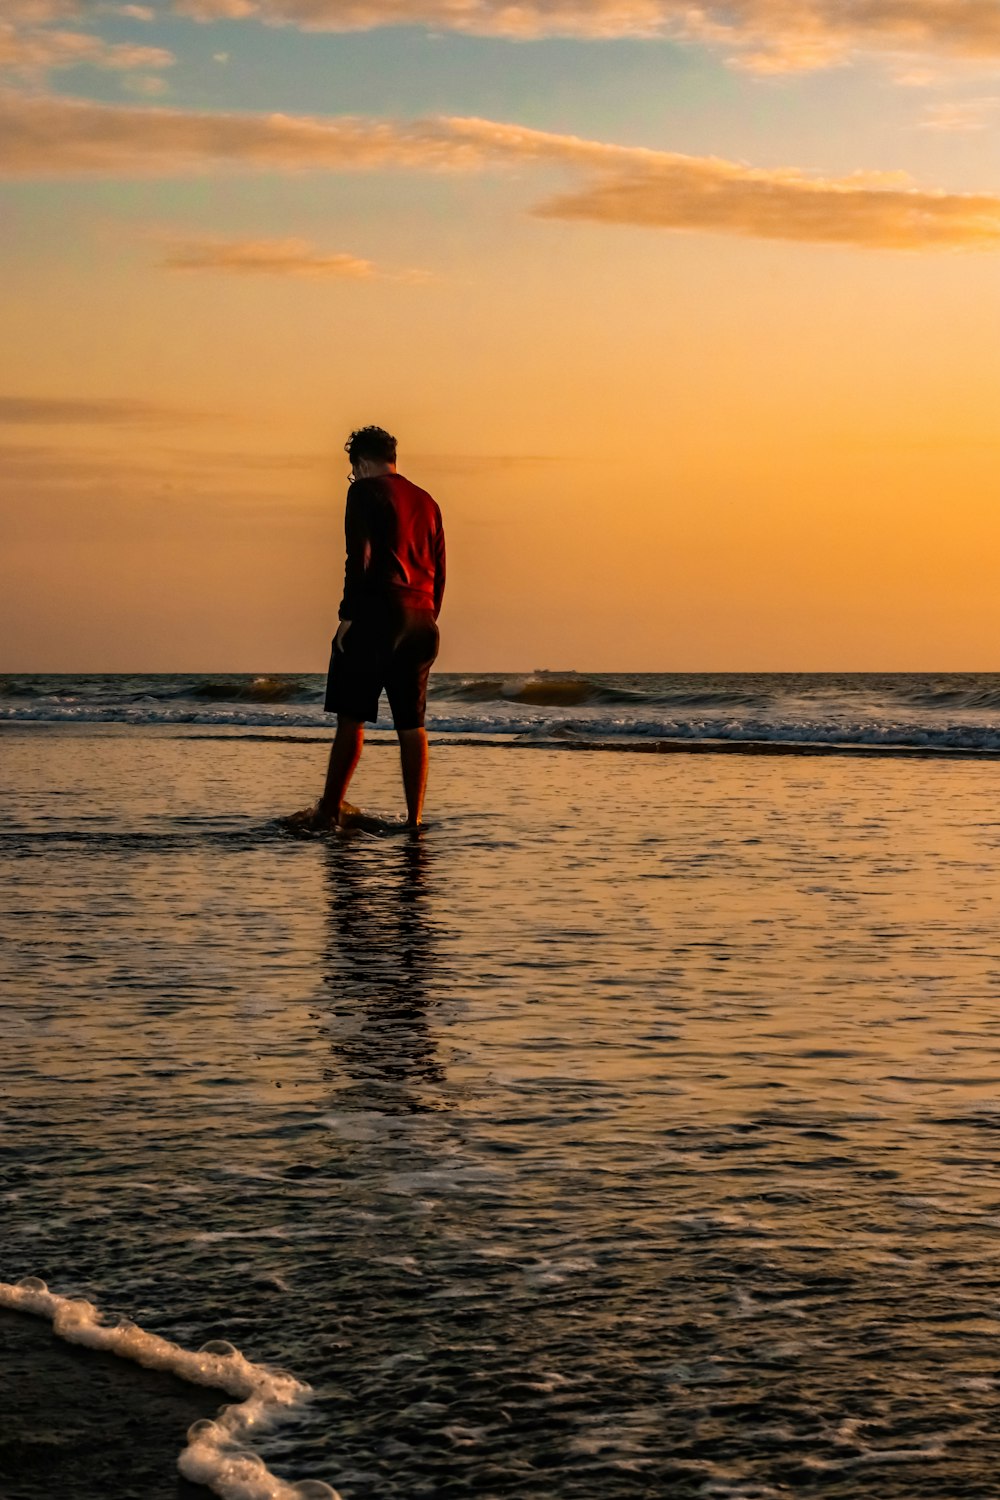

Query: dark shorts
[325,604,439,730]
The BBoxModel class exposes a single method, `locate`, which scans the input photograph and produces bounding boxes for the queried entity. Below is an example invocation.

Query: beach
[0,1306,219,1499]
[4,719,1000,1497]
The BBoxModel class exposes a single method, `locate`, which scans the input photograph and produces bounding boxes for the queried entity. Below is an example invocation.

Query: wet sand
[0,1309,220,1499]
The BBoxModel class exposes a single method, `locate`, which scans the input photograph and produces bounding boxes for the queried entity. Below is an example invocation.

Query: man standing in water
[309,426,445,829]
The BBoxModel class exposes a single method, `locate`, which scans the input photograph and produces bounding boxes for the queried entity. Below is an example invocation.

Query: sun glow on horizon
[2,3,999,670]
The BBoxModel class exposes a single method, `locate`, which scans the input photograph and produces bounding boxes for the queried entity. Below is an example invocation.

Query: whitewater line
[0,1278,339,1500]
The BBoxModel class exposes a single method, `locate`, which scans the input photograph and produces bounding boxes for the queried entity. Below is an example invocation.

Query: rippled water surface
[4,727,1000,1497]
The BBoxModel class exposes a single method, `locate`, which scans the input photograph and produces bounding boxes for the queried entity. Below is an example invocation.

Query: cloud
[159,234,433,279]
[2,1,155,17]
[0,438,330,527]
[122,71,171,94]
[0,439,560,511]
[1,2,82,20]
[0,441,170,492]
[13,0,1000,78]
[0,0,172,88]
[919,96,1000,131]
[0,22,174,80]
[0,440,315,475]
[0,90,443,175]
[0,440,337,536]
[532,159,1000,249]
[171,0,678,33]
[2,93,999,250]
[162,236,378,276]
[169,0,1000,72]
[892,66,940,86]
[0,395,224,425]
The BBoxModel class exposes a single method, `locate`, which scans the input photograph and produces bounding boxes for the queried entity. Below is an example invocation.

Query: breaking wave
[185,677,319,704]
[438,674,771,709]
[883,678,1000,713]
[3,673,1000,757]
[0,675,320,705]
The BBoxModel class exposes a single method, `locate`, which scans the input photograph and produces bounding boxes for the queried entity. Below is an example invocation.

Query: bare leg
[398,727,428,826]
[317,716,364,826]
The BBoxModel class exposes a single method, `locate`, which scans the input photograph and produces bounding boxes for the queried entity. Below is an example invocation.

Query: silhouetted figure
[305,426,446,829]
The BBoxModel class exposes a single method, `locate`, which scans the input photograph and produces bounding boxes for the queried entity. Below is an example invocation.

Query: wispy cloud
[0,90,435,175]
[160,234,431,280]
[17,0,1000,76]
[0,441,174,492]
[0,438,560,504]
[122,71,171,94]
[0,395,224,425]
[0,0,172,90]
[892,66,940,87]
[162,236,378,276]
[919,95,1000,131]
[171,0,689,35]
[531,158,1000,249]
[1,3,83,20]
[2,94,1000,250]
[170,0,1000,72]
[0,441,323,526]
[0,21,174,79]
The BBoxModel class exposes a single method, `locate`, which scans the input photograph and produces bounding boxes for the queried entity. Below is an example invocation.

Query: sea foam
[0,1277,339,1500]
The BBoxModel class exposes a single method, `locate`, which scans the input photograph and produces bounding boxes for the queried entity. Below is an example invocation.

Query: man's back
[343,473,446,621]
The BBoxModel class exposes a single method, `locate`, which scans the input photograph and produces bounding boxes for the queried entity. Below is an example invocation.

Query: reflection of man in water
[311,426,446,829]
[321,836,446,1111]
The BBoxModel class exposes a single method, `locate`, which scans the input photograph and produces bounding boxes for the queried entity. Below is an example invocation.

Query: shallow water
[4,728,1000,1496]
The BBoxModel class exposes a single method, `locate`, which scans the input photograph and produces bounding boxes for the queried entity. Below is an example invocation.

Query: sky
[1,0,999,672]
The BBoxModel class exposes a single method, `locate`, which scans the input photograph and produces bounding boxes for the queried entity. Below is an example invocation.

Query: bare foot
[311,800,340,830]
[284,802,335,833]
[285,801,379,835]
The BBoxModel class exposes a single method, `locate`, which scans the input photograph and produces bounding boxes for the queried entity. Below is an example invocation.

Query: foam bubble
[0,1277,340,1500]
[202,1339,239,1358]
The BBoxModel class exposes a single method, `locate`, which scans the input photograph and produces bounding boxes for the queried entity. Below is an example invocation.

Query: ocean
[5,670,1000,753]
[3,674,1000,1498]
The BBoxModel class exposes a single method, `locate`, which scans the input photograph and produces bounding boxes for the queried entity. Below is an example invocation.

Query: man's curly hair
[345,426,397,466]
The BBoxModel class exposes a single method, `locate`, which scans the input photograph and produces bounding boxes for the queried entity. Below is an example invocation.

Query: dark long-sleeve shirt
[339,472,446,622]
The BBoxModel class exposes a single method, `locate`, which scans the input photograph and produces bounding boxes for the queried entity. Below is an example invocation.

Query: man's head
[346,425,397,480]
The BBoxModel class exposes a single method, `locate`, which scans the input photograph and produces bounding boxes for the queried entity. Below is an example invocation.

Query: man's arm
[432,511,446,620]
[339,485,371,626]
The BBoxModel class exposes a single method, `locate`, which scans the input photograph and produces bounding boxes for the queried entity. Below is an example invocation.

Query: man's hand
[334,620,352,653]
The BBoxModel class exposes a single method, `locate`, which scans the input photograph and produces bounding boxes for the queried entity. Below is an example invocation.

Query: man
[310,425,445,829]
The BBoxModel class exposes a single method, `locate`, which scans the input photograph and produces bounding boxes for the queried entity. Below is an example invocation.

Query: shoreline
[210,733,1000,762]
[3,721,1000,762]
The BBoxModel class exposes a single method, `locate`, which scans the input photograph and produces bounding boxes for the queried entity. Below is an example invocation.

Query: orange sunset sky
[1,1,999,672]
